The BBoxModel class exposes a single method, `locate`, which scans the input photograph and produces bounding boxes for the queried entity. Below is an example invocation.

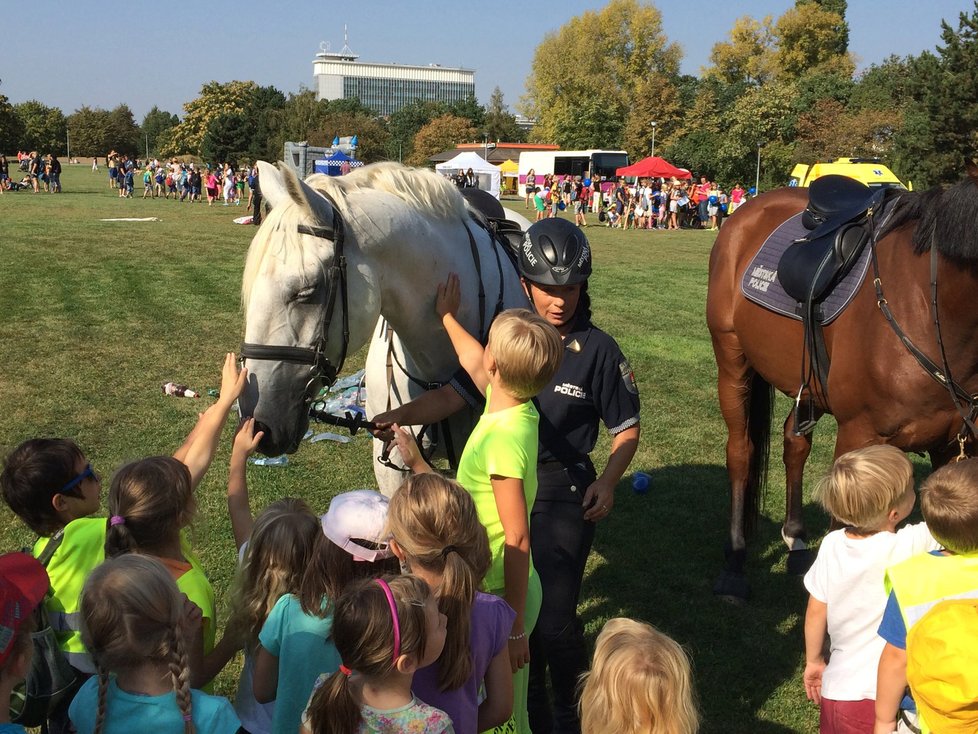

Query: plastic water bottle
[311,432,352,444]
[249,455,289,467]
[162,382,200,398]
[632,471,651,495]
[329,369,366,393]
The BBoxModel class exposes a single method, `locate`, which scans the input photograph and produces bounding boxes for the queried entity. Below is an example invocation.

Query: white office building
[313,35,475,117]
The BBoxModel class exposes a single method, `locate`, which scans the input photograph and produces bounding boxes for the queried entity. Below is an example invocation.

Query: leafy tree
[0,93,23,153]
[774,3,854,80]
[160,80,263,156]
[796,0,849,54]
[850,55,916,112]
[14,100,66,154]
[705,15,777,86]
[141,107,179,158]
[201,112,252,163]
[407,114,476,166]
[66,106,112,157]
[448,95,485,128]
[621,77,683,159]
[106,104,141,157]
[918,5,978,185]
[483,87,525,143]
[385,99,449,162]
[794,99,897,161]
[523,0,681,148]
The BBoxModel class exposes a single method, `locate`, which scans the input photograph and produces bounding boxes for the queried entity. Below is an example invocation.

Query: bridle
[239,188,350,399]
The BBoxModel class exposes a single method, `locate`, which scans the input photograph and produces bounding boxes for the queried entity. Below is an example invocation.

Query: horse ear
[256,161,291,210]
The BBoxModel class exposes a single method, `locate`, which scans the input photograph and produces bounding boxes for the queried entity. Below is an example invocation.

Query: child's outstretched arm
[228,418,265,550]
[437,273,489,395]
[803,596,827,704]
[180,353,248,489]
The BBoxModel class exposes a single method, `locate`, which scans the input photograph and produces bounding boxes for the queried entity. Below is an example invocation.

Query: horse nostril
[254,421,271,439]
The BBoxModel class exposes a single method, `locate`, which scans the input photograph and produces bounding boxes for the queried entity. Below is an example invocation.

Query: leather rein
[870,231,978,451]
[239,188,350,397]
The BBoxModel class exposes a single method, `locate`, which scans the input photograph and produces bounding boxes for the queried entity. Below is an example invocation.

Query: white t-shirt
[804,522,941,700]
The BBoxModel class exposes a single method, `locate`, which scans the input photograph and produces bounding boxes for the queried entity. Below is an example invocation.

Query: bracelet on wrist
[508,632,526,641]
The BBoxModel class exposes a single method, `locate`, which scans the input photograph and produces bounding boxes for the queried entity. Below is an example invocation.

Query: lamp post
[650,121,657,157]
[145,132,150,161]
[483,132,489,161]
[755,142,762,196]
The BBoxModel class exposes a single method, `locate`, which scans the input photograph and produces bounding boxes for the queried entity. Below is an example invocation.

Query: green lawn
[2,164,842,732]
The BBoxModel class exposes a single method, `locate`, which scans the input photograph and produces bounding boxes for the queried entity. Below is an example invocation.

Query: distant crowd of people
[522,170,752,231]
[0,151,63,193]
[101,152,256,208]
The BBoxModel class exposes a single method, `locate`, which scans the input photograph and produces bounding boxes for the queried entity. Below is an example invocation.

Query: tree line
[523,0,978,189]
[2,0,975,188]
[0,80,524,168]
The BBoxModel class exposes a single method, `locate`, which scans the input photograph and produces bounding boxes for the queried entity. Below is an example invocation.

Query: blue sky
[3,0,973,121]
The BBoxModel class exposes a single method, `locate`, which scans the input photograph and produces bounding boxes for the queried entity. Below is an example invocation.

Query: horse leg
[712,334,772,604]
[782,408,820,575]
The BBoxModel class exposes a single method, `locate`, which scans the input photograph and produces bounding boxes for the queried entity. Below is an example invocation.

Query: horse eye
[293,286,317,302]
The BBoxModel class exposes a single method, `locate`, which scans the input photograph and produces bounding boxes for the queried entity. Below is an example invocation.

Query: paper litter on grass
[99,217,161,222]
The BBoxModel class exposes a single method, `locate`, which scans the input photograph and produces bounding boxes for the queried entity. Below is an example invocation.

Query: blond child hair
[487,308,563,400]
[80,555,197,734]
[386,473,491,690]
[579,618,699,734]
[920,457,978,553]
[813,445,913,532]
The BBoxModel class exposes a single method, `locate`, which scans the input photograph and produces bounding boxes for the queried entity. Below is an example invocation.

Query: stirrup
[793,386,819,436]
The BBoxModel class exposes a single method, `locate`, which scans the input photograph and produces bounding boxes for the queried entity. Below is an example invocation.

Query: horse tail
[745,372,773,537]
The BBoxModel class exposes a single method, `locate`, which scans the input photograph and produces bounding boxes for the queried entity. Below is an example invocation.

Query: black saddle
[778,177,884,303]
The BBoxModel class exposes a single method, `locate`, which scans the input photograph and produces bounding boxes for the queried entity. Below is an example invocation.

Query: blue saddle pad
[740,213,871,325]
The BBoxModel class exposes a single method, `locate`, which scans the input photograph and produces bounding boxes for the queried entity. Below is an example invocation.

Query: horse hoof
[786,548,814,576]
[713,571,750,604]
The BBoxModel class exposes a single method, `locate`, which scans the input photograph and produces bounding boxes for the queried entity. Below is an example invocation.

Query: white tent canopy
[435,152,501,199]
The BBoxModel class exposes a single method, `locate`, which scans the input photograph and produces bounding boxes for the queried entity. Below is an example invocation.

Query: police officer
[518,218,640,734]
[374,218,641,734]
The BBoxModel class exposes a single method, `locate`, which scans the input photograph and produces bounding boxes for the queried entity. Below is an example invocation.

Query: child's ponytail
[386,474,490,691]
[104,457,193,558]
[305,669,359,734]
[306,575,432,734]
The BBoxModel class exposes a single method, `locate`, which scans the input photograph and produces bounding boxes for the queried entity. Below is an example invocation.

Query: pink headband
[375,578,400,662]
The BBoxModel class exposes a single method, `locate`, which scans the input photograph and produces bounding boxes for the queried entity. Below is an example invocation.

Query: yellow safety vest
[34,518,106,673]
[884,551,978,734]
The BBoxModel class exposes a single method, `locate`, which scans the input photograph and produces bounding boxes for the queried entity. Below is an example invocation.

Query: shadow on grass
[586,463,829,734]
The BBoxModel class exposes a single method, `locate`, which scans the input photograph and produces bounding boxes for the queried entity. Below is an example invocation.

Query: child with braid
[69,554,240,734]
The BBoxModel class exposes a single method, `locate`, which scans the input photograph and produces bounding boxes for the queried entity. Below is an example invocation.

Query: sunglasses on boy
[58,464,99,496]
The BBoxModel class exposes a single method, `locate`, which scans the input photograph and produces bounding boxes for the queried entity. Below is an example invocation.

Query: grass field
[1,164,848,732]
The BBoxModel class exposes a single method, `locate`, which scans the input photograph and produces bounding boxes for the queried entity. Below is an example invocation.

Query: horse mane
[306,161,468,222]
[879,175,978,260]
[242,162,468,307]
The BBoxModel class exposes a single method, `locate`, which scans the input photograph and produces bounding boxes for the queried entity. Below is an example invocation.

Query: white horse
[238,161,528,493]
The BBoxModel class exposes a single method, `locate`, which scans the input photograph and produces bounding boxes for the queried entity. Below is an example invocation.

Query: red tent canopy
[616,156,691,179]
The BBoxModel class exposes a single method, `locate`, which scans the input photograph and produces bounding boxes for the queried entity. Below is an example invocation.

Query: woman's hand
[508,633,530,673]
[582,478,615,522]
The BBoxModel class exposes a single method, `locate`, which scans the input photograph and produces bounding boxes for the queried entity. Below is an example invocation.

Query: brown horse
[706,168,978,602]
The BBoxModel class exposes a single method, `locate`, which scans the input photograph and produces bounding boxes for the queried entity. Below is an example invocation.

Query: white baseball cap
[321,490,393,562]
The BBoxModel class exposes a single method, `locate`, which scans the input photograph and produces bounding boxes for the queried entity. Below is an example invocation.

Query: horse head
[238,161,380,455]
